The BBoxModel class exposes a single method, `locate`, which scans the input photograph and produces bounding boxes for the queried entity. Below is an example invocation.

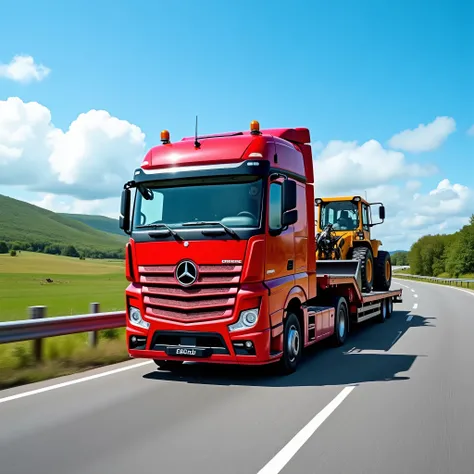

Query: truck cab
[119,121,318,372]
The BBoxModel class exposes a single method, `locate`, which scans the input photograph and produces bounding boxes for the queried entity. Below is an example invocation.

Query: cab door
[265,176,296,315]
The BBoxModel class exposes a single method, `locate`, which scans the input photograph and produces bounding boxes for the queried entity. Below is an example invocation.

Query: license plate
[165,346,211,358]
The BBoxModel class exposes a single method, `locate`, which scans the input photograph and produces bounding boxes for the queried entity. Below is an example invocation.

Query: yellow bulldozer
[314,195,392,293]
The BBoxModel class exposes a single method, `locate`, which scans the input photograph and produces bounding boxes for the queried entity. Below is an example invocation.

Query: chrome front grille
[139,264,242,323]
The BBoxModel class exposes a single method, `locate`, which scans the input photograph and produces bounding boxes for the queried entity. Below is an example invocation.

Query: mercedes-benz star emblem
[175,260,198,287]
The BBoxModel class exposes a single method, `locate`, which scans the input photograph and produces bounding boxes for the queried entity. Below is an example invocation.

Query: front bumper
[127,323,281,365]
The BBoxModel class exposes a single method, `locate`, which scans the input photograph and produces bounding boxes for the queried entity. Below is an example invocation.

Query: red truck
[119,121,402,374]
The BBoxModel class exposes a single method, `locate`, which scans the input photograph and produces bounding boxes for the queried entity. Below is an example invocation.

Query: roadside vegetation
[399,215,474,278]
[0,252,129,390]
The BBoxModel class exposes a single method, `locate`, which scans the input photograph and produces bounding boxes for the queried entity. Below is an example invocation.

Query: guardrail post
[89,302,100,347]
[29,305,46,362]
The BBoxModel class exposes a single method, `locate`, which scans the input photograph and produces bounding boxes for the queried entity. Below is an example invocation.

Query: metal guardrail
[0,303,126,362]
[394,273,474,288]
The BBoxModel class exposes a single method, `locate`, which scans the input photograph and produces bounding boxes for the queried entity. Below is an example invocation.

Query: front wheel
[278,312,303,375]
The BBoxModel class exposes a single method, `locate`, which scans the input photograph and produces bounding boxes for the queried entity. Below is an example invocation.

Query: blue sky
[0,0,473,249]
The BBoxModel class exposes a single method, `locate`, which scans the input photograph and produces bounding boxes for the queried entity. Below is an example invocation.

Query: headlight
[128,306,150,329]
[228,308,259,332]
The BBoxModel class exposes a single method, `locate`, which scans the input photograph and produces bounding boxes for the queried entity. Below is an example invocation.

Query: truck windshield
[132,175,264,230]
[319,201,359,231]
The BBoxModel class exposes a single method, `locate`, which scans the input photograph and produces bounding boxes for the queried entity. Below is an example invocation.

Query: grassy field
[0,252,130,389]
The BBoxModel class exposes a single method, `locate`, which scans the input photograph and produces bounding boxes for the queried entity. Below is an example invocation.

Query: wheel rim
[366,257,373,282]
[385,260,391,280]
[287,325,300,362]
[338,310,346,338]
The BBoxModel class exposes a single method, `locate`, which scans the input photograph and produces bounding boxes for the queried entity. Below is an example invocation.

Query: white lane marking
[411,288,415,293]
[414,294,418,298]
[257,386,355,474]
[395,282,411,289]
[407,315,413,322]
[346,346,357,353]
[0,360,153,405]
[391,331,402,345]
[393,278,474,297]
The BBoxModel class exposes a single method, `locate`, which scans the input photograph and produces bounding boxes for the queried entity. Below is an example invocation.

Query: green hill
[0,194,126,259]
[60,213,123,236]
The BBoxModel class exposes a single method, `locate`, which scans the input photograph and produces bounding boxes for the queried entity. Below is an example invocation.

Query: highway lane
[0,280,473,474]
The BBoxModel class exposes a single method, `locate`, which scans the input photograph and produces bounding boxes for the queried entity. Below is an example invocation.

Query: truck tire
[278,312,302,375]
[154,360,184,371]
[331,296,349,346]
[352,247,374,292]
[377,298,388,323]
[373,250,392,291]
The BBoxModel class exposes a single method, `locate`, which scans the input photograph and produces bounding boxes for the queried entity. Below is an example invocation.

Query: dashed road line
[391,331,403,345]
[256,386,356,474]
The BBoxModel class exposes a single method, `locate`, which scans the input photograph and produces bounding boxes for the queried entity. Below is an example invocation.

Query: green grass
[0,193,126,250]
[0,252,130,390]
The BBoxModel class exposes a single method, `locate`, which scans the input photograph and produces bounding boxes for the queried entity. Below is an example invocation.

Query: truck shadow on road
[143,310,435,388]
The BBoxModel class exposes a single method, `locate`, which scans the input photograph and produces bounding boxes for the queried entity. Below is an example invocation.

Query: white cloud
[0,55,51,83]
[388,116,456,153]
[369,178,474,249]
[0,97,146,200]
[467,124,474,136]
[313,138,437,196]
[311,137,472,250]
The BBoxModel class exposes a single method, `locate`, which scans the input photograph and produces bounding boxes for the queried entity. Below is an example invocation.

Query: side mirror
[282,179,297,212]
[379,205,385,220]
[119,188,131,234]
[282,209,298,226]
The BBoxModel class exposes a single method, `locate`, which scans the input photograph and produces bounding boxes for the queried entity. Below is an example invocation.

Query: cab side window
[269,183,282,230]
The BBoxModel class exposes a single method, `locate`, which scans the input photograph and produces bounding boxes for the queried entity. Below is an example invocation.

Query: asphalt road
[0,279,473,474]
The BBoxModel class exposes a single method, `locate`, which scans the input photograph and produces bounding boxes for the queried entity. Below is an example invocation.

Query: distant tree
[10,249,17,256]
[62,244,80,258]
[0,241,8,254]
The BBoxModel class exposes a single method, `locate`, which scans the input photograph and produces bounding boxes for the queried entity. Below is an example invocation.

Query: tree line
[407,214,474,277]
[0,240,125,260]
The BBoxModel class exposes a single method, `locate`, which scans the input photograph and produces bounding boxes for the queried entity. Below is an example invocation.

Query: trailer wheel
[154,360,184,371]
[278,312,302,375]
[373,250,392,291]
[332,296,349,346]
[377,299,387,323]
[352,247,374,292]
[386,297,393,319]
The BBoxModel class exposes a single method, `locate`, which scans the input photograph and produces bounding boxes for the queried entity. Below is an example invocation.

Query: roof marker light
[160,130,170,144]
[250,120,261,135]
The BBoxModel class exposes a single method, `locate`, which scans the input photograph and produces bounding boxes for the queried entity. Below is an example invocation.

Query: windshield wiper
[136,223,184,241]
[181,221,240,239]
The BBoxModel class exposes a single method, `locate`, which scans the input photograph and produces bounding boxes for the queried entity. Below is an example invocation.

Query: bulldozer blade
[316,259,362,291]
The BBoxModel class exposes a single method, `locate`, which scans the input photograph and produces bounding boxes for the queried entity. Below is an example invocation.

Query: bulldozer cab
[315,196,385,239]
[315,196,391,292]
